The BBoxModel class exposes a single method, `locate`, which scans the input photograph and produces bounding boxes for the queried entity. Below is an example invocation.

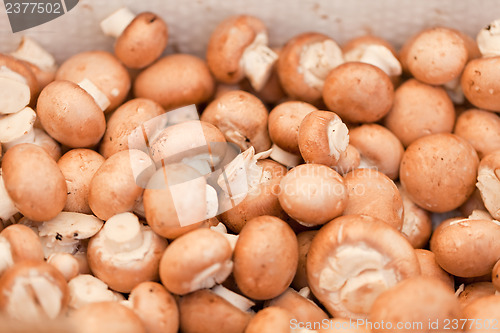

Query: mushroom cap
[160,228,232,295]
[89,149,154,220]
[87,214,167,293]
[400,133,479,213]
[56,51,130,111]
[100,98,165,159]
[128,281,179,333]
[323,62,394,123]
[414,249,454,291]
[402,27,468,85]
[201,90,271,153]
[335,144,361,176]
[277,32,338,105]
[383,79,455,147]
[268,101,317,154]
[219,159,286,233]
[0,260,69,321]
[71,301,146,333]
[0,53,39,103]
[292,230,318,290]
[37,80,106,148]
[206,15,267,84]
[0,224,44,265]
[47,253,79,282]
[369,277,461,333]
[462,296,500,333]
[343,169,403,231]
[298,110,348,167]
[430,218,500,277]
[143,163,209,239]
[279,164,348,226]
[265,288,328,324]
[115,12,168,69]
[58,149,105,214]
[454,109,500,159]
[178,289,252,333]
[349,124,404,180]
[307,215,420,319]
[245,307,293,333]
[462,56,500,112]
[233,215,298,300]
[2,143,66,221]
[398,184,432,249]
[134,54,214,110]
[457,282,497,308]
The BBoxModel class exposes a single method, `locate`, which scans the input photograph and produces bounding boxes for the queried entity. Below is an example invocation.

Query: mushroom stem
[0,77,31,115]
[100,7,136,39]
[0,107,36,149]
[2,127,35,150]
[0,236,14,275]
[299,40,344,91]
[345,44,401,77]
[103,213,144,253]
[0,171,19,221]
[10,36,57,72]
[211,284,255,312]
[443,77,464,104]
[205,184,219,219]
[78,79,111,111]
[210,223,239,251]
[270,144,301,167]
[477,19,500,57]
[327,117,349,160]
[241,32,278,91]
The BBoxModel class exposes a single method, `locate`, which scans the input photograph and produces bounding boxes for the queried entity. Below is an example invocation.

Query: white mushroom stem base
[241,32,278,91]
[327,117,349,161]
[344,44,402,77]
[78,78,110,111]
[211,284,255,312]
[270,144,302,167]
[477,19,500,57]
[100,7,136,38]
[68,274,124,310]
[299,40,344,91]
[190,260,233,291]
[10,36,57,72]
[0,107,36,150]
[0,76,30,115]
[476,166,500,220]
[103,213,144,253]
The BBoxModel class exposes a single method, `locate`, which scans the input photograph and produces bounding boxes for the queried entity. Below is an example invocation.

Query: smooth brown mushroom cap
[0,224,44,264]
[2,143,66,221]
[56,51,130,111]
[462,56,500,112]
[462,296,500,333]
[245,307,293,333]
[265,288,328,324]
[134,54,214,111]
[454,109,500,159]
[37,80,106,148]
[115,12,168,69]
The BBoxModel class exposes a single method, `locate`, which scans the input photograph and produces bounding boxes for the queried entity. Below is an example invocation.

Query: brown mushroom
[400,133,479,212]
[292,230,318,290]
[265,288,328,324]
[245,306,294,333]
[47,253,80,282]
[0,224,44,275]
[462,296,500,333]
[457,282,497,309]
[454,109,500,159]
[307,215,420,319]
[67,274,124,310]
[415,249,454,290]
[56,51,130,111]
[462,56,500,112]
[134,54,214,110]
[398,184,432,248]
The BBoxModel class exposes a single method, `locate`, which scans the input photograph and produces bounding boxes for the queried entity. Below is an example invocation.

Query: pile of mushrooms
[2,6,500,333]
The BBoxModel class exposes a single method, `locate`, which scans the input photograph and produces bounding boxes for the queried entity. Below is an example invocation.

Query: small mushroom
[101,8,168,69]
[36,80,107,148]
[70,301,146,333]
[178,287,253,333]
[348,124,404,180]
[201,90,271,153]
[89,149,155,220]
[307,215,420,319]
[292,230,318,290]
[245,306,293,333]
[47,253,80,282]
[159,228,232,295]
[461,55,500,112]
[462,296,500,333]
[415,249,454,291]
[400,133,479,212]
[323,62,394,123]
[369,277,461,333]
[126,281,179,333]
[1,143,66,221]
[400,27,468,85]
[343,169,403,231]
[298,110,349,168]
[454,109,500,159]
[58,149,105,214]
[383,79,455,147]
[0,224,44,276]
[0,261,69,322]
[278,164,348,227]
[206,15,278,91]
[100,98,166,159]
[476,150,500,220]
[268,101,317,167]
[398,184,432,248]
[56,51,130,111]
[430,218,500,277]
[278,32,344,105]
[67,274,124,310]
[87,212,167,293]
[134,54,214,111]
[233,215,298,300]
[456,282,497,308]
